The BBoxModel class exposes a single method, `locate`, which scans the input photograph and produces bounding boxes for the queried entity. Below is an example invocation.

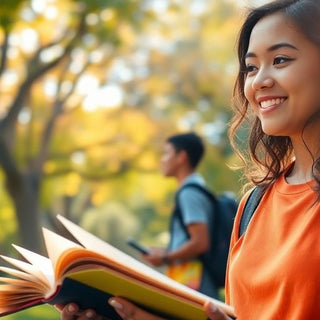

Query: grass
[2,305,59,320]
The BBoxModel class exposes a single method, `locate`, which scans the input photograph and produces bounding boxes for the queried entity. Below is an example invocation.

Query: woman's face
[244,12,320,139]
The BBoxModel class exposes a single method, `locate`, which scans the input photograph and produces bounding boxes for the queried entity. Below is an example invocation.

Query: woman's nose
[251,69,274,90]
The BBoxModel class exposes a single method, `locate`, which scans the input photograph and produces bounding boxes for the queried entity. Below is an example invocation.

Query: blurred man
[142,132,218,298]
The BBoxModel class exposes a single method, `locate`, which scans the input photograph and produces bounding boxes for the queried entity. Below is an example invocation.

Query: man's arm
[142,222,209,267]
[165,222,209,262]
[142,185,211,267]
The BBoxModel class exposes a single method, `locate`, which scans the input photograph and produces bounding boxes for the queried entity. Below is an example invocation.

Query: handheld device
[126,238,150,254]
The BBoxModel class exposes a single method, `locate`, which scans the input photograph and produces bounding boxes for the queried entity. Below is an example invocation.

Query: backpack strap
[238,186,263,238]
[178,183,216,200]
[171,183,215,237]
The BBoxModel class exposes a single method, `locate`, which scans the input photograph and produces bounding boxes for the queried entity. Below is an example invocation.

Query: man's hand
[141,247,166,267]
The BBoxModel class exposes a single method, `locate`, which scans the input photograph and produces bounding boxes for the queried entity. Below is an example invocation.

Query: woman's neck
[285,139,317,184]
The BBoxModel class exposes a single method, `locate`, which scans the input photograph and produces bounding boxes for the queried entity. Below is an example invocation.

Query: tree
[0,0,143,252]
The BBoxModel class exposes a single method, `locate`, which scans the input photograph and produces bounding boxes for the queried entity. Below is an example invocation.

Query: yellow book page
[68,268,206,320]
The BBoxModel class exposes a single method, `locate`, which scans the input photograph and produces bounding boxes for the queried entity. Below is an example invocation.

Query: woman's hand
[56,299,165,320]
[57,298,233,320]
[109,297,166,320]
[204,301,234,320]
[55,303,107,320]
[110,298,233,320]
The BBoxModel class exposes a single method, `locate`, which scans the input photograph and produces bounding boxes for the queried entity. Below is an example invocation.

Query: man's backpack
[173,184,263,288]
[173,183,238,288]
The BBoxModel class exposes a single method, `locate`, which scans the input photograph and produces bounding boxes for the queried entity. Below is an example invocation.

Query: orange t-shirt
[226,173,320,319]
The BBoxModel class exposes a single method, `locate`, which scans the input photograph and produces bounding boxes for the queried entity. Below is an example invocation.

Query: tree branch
[32,55,91,175]
[0,13,87,133]
[0,28,9,77]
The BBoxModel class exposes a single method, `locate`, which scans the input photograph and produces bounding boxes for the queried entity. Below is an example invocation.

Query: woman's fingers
[57,303,102,320]
[57,299,231,320]
[204,301,232,320]
[108,297,166,320]
[59,303,80,319]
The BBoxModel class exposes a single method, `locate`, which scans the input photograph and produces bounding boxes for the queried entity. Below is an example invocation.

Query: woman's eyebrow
[244,42,298,60]
[268,42,298,51]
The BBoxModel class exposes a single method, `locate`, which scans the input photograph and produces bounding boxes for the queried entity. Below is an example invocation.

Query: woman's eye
[274,56,292,65]
[243,64,257,74]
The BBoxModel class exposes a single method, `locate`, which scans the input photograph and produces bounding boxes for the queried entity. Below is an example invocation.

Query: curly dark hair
[229,0,320,194]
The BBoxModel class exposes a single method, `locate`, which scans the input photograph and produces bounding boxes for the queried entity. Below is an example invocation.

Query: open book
[0,215,235,319]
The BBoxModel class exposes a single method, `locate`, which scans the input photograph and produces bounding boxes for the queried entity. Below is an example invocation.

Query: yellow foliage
[100,8,118,27]
[14,1,76,45]
[142,75,173,95]
[118,23,137,46]
[43,160,57,174]
[0,207,16,242]
[135,172,176,204]
[91,188,108,206]
[120,110,157,144]
[106,158,122,173]
[63,110,120,146]
[63,173,82,196]
[136,151,158,171]
[89,182,116,206]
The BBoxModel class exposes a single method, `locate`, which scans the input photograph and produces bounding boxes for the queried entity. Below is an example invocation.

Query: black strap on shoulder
[172,183,215,235]
[178,183,216,200]
[238,186,263,238]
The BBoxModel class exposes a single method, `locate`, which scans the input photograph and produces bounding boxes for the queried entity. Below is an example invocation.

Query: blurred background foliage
[0,0,265,318]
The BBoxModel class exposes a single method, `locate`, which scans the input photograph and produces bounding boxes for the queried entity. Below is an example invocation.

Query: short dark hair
[167,132,205,168]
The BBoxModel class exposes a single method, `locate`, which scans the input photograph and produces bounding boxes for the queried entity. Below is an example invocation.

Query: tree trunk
[6,172,43,253]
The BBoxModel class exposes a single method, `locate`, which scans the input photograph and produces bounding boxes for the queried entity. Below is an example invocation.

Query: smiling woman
[58,1,320,319]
